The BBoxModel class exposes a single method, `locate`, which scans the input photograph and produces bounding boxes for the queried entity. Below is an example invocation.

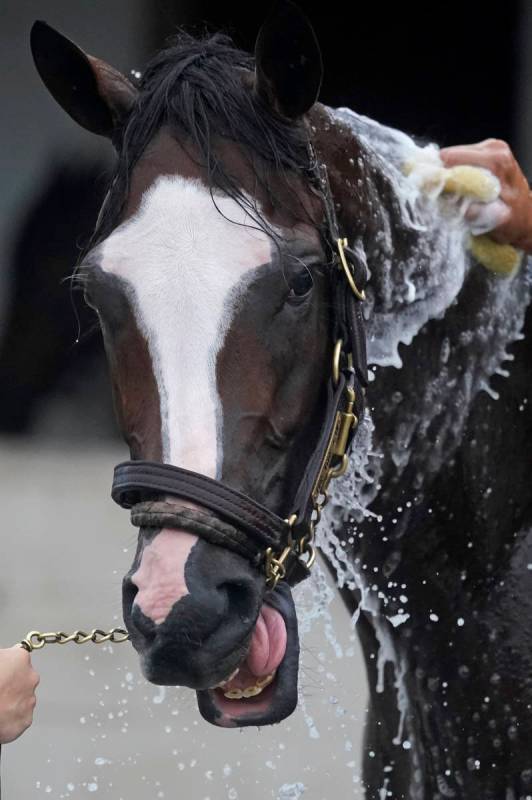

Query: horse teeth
[222,672,276,700]
[256,672,275,689]
[242,686,263,698]
[223,689,245,700]
[215,667,240,689]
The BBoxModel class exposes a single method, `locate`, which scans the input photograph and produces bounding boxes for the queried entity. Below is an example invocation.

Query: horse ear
[30,20,138,138]
[254,1,323,119]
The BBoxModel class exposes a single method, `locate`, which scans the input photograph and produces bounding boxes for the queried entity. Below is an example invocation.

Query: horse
[30,4,532,798]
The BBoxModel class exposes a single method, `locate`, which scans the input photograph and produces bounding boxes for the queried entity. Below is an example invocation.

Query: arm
[0,647,39,744]
[440,139,532,254]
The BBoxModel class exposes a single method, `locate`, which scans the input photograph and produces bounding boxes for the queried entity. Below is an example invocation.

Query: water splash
[277,783,306,799]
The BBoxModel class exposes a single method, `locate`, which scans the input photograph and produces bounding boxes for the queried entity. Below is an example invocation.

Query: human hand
[440,139,532,254]
[0,647,39,744]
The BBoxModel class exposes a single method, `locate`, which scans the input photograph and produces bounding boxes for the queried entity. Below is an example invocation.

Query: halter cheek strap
[111,151,368,589]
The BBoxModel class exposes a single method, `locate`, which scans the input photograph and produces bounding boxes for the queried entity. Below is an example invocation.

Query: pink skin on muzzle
[131,529,198,624]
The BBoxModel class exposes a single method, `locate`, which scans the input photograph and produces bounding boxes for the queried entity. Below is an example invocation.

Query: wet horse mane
[94,31,318,245]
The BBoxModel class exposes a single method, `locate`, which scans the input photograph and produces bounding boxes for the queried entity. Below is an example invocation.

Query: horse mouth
[197,584,299,728]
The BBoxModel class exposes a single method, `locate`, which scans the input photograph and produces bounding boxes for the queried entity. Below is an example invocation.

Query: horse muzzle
[122,534,265,689]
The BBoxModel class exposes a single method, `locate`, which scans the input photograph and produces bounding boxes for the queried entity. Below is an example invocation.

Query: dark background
[175,1,519,146]
[0,1,526,440]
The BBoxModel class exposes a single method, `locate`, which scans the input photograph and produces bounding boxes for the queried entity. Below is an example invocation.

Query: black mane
[94,32,315,243]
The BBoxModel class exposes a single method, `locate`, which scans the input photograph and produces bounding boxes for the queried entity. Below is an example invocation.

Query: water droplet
[277,783,306,799]
[521,769,532,785]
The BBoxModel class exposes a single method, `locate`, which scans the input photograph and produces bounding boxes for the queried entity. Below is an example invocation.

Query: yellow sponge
[468,234,521,277]
[442,165,500,203]
[404,160,521,276]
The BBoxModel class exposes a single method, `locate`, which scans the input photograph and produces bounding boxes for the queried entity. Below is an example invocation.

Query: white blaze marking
[99,176,272,476]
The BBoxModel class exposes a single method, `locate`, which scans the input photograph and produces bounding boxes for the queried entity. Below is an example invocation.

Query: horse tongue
[246,604,287,677]
[218,605,287,692]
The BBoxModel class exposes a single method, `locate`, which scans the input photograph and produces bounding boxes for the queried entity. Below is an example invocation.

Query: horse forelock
[90,31,319,250]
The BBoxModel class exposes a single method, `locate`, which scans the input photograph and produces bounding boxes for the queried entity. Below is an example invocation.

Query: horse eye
[287,268,313,300]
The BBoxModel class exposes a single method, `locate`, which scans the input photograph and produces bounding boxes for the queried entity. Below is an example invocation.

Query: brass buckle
[337,238,366,301]
[311,345,358,505]
[310,406,356,503]
[265,514,298,589]
[264,545,293,589]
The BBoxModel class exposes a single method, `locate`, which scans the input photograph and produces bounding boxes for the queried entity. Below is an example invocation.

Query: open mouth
[123,527,301,728]
[197,583,299,727]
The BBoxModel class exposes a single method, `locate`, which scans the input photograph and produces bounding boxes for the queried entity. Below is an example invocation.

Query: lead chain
[19,628,130,653]
[301,487,326,563]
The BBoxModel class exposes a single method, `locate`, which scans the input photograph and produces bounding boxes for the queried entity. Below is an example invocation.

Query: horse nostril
[123,576,138,611]
[222,579,261,625]
[123,577,156,643]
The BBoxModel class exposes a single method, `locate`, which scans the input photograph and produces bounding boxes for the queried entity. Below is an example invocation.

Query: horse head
[31,4,371,727]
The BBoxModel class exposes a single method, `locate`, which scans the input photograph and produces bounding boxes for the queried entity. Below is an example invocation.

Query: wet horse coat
[30,8,532,799]
[316,111,532,798]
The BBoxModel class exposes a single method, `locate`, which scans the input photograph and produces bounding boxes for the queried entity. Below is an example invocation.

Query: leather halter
[111,141,368,588]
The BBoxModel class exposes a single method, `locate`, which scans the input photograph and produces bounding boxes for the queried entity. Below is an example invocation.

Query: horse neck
[312,104,532,519]
[311,108,532,798]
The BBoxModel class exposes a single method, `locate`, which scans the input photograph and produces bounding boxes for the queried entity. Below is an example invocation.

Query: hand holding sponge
[404,159,522,276]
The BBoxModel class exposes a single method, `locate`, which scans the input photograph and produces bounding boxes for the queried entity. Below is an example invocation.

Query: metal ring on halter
[337,237,366,301]
[332,339,343,387]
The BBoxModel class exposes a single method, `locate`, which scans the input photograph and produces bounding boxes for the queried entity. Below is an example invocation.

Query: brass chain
[19,628,130,653]
[265,513,317,590]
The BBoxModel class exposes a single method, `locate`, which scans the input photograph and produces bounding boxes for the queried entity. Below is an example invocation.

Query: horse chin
[196,583,300,728]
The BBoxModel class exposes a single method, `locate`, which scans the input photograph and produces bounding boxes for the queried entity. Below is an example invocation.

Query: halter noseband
[111,144,368,589]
